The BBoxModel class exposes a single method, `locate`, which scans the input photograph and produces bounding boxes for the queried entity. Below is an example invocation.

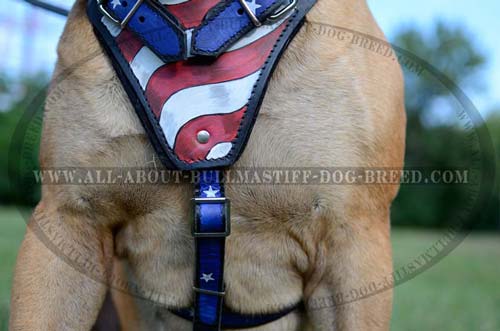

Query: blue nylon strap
[192,0,288,57]
[193,170,228,330]
[104,0,185,61]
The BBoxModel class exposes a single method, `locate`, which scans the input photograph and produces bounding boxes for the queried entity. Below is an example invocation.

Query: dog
[10,0,405,330]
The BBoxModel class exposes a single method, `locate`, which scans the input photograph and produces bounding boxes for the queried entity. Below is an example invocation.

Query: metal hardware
[193,286,226,297]
[97,0,145,28]
[97,0,120,24]
[238,0,262,27]
[192,285,225,329]
[268,0,298,22]
[238,0,298,27]
[192,197,231,237]
[196,130,211,144]
[121,0,144,28]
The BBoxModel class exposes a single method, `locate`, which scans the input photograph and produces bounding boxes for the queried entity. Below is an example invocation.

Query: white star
[246,0,262,14]
[200,273,215,283]
[203,185,219,198]
[111,0,121,9]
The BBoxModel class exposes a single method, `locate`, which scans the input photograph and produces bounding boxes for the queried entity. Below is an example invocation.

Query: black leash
[22,0,69,17]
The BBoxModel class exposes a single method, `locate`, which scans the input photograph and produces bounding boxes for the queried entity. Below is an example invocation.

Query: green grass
[0,206,499,330]
[0,207,27,330]
[391,229,500,331]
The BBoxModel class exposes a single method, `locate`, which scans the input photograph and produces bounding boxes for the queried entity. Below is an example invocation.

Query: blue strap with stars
[171,169,302,330]
[192,170,230,330]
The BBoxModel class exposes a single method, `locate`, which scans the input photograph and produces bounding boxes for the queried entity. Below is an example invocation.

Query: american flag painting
[100,0,288,164]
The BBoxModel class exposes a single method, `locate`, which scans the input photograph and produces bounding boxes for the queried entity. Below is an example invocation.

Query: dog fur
[10,0,405,330]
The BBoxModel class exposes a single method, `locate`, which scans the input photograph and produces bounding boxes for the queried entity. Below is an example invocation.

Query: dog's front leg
[305,217,393,331]
[10,201,113,331]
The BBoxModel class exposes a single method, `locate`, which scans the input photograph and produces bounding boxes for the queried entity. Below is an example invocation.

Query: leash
[86,0,317,329]
[22,0,69,16]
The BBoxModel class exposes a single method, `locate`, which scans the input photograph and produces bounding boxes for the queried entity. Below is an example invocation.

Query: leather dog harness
[87,0,316,329]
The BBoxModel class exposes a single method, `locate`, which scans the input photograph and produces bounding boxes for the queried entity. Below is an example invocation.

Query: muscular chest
[113,192,310,311]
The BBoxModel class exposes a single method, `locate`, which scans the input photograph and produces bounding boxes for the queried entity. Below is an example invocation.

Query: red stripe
[116,29,143,62]
[174,107,246,163]
[146,25,285,117]
[166,0,220,28]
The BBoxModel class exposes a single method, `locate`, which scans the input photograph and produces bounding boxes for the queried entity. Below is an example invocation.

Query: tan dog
[10,0,405,330]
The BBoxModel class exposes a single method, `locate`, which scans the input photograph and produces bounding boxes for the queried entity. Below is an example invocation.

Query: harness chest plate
[87,0,316,329]
[87,0,316,171]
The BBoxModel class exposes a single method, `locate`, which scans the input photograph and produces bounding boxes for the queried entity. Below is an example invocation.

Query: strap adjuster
[268,0,298,22]
[97,0,144,28]
[192,285,225,329]
[238,0,297,27]
[191,197,231,238]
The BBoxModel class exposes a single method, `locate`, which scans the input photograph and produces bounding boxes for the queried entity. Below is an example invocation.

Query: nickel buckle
[238,0,297,27]
[97,0,145,28]
[268,0,298,22]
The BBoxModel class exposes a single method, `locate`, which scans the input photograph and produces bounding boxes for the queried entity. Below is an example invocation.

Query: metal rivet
[197,130,210,144]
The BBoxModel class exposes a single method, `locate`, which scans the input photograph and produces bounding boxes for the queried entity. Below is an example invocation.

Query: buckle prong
[238,0,262,27]
[121,0,144,28]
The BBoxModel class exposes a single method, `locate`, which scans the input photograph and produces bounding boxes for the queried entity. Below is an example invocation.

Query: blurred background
[1,0,499,330]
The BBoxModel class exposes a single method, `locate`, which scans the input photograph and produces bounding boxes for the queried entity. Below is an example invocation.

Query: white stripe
[160,70,261,147]
[226,15,290,52]
[159,0,190,5]
[101,16,122,37]
[130,47,165,89]
[206,142,233,160]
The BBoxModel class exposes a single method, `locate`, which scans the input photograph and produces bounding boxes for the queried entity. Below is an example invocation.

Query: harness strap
[192,170,229,330]
[192,0,291,57]
[171,303,302,329]
[99,0,294,62]
[99,0,185,62]
[185,170,301,330]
